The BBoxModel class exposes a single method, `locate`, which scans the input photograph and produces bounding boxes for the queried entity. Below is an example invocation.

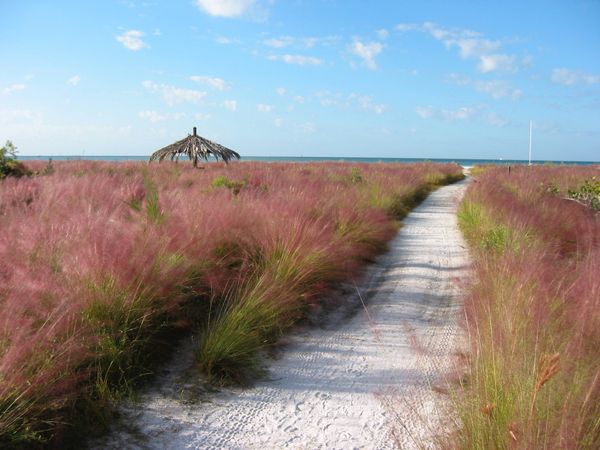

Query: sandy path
[90,179,470,450]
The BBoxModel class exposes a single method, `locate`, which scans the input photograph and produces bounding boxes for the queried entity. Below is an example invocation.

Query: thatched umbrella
[149,127,240,167]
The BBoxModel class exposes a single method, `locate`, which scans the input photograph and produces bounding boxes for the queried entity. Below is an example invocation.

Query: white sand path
[90,178,470,450]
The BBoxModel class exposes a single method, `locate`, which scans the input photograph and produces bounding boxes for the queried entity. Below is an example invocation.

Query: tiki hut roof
[149,127,240,167]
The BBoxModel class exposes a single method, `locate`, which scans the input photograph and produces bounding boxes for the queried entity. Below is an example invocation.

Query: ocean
[16,155,599,167]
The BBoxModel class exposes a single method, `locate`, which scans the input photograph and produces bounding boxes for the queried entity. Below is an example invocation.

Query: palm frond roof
[149,127,240,166]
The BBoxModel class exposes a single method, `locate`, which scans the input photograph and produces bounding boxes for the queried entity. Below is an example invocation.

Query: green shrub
[568,177,600,211]
[350,167,363,184]
[0,140,29,179]
[212,175,245,194]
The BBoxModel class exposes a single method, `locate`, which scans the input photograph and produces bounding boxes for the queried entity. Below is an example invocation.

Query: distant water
[16,155,598,166]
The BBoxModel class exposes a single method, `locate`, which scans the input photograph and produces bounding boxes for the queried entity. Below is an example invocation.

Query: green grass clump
[83,278,156,393]
[143,177,165,224]
[212,175,246,194]
[196,240,341,384]
[196,277,292,384]
[350,167,363,184]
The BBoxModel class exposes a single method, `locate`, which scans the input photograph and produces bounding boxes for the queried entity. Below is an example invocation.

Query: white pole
[528,120,532,166]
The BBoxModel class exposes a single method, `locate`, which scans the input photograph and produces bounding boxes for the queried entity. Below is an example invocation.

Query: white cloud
[349,39,383,70]
[303,36,340,48]
[2,84,26,95]
[475,80,521,99]
[351,94,385,114]
[453,38,501,59]
[303,37,318,48]
[268,54,323,66]
[190,75,229,90]
[215,36,240,45]
[139,110,167,123]
[316,91,343,107]
[449,74,522,99]
[415,105,511,127]
[263,35,340,49]
[416,106,435,119]
[409,22,519,73]
[486,112,510,127]
[370,104,385,114]
[116,30,148,51]
[195,0,255,17]
[551,68,600,86]
[264,36,294,48]
[415,105,479,121]
[534,120,563,135]
[319,98,338,107]
[139,110,186,123]
[275,87,286,96]
[257,103,273,113]
[0,108,34,122]
[67,75,81,86]
[417,103,510,127]
[478,54,517,73]
[395,23,419,33]
[195,113,211,120]
[293,95,305,104]
[522,55,534,67]
[223,100,237,111]
[377,29,389,40]
[274,118,283,127]
[142,80,206,106]
[443,106,477,121]
[297,122,316,133]
[317,91,385,113]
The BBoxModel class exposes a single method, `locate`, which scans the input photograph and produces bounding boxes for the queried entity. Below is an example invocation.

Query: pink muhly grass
[0,160,463,445]
[458,164,600,449]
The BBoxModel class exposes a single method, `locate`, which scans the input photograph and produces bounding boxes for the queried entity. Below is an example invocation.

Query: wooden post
[193,127,197,137]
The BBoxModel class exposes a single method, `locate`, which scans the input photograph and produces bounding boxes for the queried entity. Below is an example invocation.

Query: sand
[89,178,470,450]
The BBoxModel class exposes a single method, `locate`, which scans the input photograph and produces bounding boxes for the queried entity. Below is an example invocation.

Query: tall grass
[0,160,463,447]
[457,165,600,449]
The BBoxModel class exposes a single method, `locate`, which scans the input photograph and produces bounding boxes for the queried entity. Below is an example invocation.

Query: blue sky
[1,1,599,161]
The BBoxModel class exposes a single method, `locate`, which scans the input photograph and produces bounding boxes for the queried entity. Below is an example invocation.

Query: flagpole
[528,120,532,166]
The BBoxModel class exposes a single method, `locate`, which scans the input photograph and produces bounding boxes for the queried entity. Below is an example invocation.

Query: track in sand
[90,178,470,450]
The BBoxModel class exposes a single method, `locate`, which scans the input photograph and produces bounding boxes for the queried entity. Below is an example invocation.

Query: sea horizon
[15,155,599,166]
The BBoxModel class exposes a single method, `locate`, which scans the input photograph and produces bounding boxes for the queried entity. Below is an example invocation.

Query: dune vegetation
[0,141,29,180]
[458,165,600,449]
[0,160,463,447]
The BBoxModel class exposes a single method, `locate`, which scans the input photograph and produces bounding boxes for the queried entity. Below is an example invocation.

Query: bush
[211,175,245,194]
[0,140,29,179]
[568,177,600,211]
